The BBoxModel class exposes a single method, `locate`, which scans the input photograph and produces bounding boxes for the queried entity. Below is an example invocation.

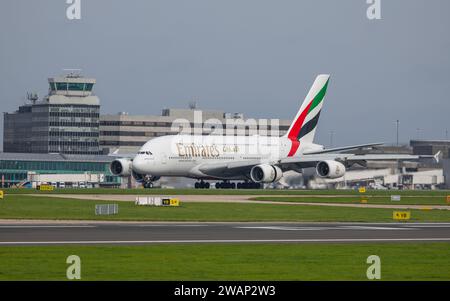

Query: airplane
[110,74,440,189]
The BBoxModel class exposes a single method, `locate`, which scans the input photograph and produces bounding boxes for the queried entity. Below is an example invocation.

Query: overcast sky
[1,0,449,149]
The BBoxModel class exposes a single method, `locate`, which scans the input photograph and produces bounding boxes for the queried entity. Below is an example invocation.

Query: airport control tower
[3,72,101,155]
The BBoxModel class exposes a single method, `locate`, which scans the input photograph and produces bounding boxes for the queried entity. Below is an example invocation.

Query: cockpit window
[138,151,153,155]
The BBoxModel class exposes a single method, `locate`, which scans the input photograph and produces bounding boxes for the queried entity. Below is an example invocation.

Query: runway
[1,222,450,245]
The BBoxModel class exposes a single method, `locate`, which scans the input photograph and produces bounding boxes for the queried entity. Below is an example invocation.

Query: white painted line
[236,226,416,231]
[402,225,450,228]
[138,224,208,227]
[339,226,416,231]
[236,226,332,231]
[1,238,450,245]
[0,226,96,229]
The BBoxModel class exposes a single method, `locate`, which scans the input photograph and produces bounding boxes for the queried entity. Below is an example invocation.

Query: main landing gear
[215,181,235,189]
[194,180,263,189]
[216,181,262,189]
[194,180,210,189]
[236,182,262,189]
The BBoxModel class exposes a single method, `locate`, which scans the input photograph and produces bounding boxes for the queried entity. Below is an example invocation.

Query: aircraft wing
[197,152,440,178]
[198,160,261,178]
[107,149,135,159]
[278,153,435,169]
[303,142,384,155]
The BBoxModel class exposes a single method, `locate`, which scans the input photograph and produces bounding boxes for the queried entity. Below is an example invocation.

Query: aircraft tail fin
[284,74,330,146]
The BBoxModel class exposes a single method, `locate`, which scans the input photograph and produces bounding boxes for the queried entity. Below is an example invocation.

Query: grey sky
[1,0,449,149]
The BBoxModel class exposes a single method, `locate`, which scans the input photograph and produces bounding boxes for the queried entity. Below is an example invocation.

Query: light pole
[329,131,334,148]
[396,120,399,146]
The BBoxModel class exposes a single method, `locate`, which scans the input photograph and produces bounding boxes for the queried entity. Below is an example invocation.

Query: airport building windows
[0,157,121,187]
[56,82,68,90]
[68,83,85,91]
[84,83,94,91]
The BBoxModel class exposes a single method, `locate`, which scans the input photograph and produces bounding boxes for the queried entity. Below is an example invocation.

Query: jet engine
[316,160,346,179]
[110,158,133,177]
[250,164,283,183]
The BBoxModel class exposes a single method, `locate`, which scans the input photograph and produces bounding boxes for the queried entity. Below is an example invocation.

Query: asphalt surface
[1,222,449,245]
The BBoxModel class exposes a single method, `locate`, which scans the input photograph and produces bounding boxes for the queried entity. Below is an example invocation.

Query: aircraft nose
[132,156,147,174]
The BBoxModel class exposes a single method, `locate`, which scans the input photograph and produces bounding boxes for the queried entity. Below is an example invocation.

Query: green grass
[3,187,450,196]
[252,196,450,205]
[0,243,449,280]
[0,195,449,222]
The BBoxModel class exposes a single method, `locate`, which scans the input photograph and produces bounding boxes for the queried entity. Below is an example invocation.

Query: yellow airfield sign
[393,211,410,221]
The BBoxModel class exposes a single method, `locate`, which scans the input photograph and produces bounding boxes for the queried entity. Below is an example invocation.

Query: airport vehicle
[110,75,439,188]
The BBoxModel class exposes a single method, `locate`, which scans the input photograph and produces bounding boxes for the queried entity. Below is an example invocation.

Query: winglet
[434,151,441,163]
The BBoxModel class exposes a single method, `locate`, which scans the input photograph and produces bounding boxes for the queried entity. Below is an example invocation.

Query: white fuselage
[131,135,323,180]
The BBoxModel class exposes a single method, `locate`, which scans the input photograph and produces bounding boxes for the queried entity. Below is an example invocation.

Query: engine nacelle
[250,164,283,183]
[110,158,133,177]
[316,160,346,179]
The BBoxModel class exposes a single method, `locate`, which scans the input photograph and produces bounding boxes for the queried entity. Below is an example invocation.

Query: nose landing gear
[143,181,153,188]
[141,175,160,189]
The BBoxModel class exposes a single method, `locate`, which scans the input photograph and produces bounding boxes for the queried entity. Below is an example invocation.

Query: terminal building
[100,108,292,154]
[3,73,100,155]
[0,152,120,188]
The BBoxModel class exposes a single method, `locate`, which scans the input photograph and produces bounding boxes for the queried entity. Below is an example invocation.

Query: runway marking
[339,226,416,231]
[402,225,450,228]
[236,226,333,231]
[0,225,96,229]
[1,238,449,245]
[137,224,208,227]
[236,226,416,231]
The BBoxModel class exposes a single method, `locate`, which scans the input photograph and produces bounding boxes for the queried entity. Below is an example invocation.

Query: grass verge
[0,243,449,280]
[0,195,449,222]
[252,196,450,205]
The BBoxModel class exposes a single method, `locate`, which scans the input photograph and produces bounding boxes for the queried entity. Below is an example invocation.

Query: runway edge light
[0,190,3,199]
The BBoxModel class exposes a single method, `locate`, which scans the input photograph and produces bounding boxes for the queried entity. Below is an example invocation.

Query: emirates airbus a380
[110,75,439,188]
